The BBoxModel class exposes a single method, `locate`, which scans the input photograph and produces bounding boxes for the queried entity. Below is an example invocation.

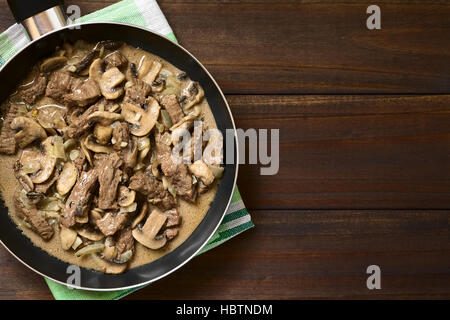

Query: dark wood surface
[0,0,449,299]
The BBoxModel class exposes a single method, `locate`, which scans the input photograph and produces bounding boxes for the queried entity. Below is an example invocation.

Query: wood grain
[231,94,450,209]
[0,0,449,94]
[0,209,448,299]
[0,0,448,300]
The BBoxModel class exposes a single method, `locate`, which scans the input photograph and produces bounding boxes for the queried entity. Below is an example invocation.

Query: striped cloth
[0,0,253,300]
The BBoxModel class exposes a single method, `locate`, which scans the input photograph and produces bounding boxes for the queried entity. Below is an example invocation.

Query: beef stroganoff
[0,40,223,274]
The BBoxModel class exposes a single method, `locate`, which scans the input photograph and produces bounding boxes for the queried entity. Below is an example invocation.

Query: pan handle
[7,0,67,40]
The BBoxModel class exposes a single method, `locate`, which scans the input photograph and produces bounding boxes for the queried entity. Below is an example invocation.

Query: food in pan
[0,40,223,274]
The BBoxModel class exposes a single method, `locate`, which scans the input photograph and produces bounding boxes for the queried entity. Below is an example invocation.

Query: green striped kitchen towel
[0,0,253,300]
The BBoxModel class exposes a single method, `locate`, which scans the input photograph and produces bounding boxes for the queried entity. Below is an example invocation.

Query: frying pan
[0,0,238,290]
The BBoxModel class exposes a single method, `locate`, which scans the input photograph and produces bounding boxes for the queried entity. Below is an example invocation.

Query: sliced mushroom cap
[118,186,136,207]
[57,162,78,195]
[11,116,47,149]
[31,137,57,184]
[93,124,113,145]
[121,98,160,136]
[87,111,123,126]
[76,226,105,241]
[89,58,104,83]
[189,160,215,186]
[84,134,113,154]
[132,208,167,250]
[132,202,148,229]
[138,58,162,86]
[60,225,77,250]
[90,253,128,274]
[99,67,125,100]
[36,105,67,130]
[40,56,67,73]
[179,80,204,110]
[19,149,42,175]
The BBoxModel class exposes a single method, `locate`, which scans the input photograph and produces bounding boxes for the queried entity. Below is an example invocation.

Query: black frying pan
[0,0,238,290]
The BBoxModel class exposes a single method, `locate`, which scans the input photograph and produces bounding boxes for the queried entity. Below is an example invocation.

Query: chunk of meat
[115,227,134,254]
[34,165,61,194]
[45,70,75,102]
[161,94,184,124]
[46,70,100,107]
[124,79,150,105]
[64,78,101,107]
[112,122,130,151]
[164,228,179,241]
[14,192,53,240]
[21,76,47,105]
[164,208,182,228]
[104,51,128,70]
[72,148,87,172]
[66,101,100,138]
[96,211,129,236]
[60,169,98,227]
[156,141,195,201]
[95,152,123,210]
[0,103,22,154]
[129,172,177,210]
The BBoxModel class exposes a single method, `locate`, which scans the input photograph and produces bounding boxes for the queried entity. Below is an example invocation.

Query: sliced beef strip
[112,122,130,151]
[95,152,123,210]
[164,208,182,228]
[45,70,76,103]
[161,94,184,124]
[104,51,128,70]
[156,141,195,201]
[61,169,98,228]
[129,172,177,210]
[164,228,179,241]
[0,103,22,154]
[115,227,134,254]
[96,211,129,236]
[72,148,87,172]
[21,75,47,105]
[64,78,101,107]
[46,70,101,107]
[66,101,99,138]
[124,78,151,106]
[14,192,54,240]
[34,165,61,194]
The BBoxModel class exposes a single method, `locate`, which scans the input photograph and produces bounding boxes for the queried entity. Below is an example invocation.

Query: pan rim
[0,21,239,291]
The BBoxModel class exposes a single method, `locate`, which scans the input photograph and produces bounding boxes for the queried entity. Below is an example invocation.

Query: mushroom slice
[93,124,113,145]
[87,111,123,126]
[84,134,113,154]
[31,137,57,184]
[76,226,105,241]
[57,162,78,195]
[80,136,93,166]
[36,105,67,130]
[121,98,160,136]
[189,160,215,186]
[179,80,204,110]
[60,225,77,250]
[132,208,167,250]
[118,186,136,207]
[90,253,127,274]
[89,58,104,83]
[99,67,125,100]
[138,59,162,86]
[11,117,47,149]
[40,56,67,73]
[132,202,148,229]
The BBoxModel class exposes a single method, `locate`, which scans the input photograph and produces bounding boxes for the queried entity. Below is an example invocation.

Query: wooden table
[0,0,448,299]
